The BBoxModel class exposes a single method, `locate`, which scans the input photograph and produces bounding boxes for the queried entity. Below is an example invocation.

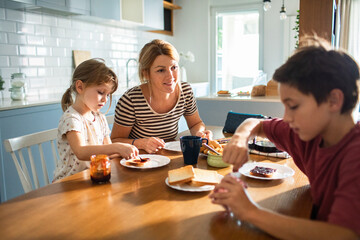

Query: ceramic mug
[180,136,208,165]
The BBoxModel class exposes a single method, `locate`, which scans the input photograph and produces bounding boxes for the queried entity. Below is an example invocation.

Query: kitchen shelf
[149,0,181,36]
[163,1,181,10]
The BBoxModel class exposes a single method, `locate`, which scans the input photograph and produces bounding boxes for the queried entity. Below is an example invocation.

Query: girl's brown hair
[138,39,180,83]
[61,58,118,111]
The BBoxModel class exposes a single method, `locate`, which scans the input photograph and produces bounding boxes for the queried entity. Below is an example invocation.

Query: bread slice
[250,166,276,178]
[191,168,220,186]
[168,165,195,185]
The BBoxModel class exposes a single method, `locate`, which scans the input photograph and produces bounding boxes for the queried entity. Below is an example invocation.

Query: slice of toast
[168,165,195,185]
[191,168,220,186]
[126,157,150,167]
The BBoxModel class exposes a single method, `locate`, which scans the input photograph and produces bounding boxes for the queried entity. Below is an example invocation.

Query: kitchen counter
[197,94,281,102]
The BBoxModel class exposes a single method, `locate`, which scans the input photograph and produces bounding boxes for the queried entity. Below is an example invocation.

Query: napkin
[249,149,290,159]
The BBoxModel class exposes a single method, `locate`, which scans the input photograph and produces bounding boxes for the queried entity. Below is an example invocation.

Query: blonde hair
[61,58,118,111]
[138,39,180,83]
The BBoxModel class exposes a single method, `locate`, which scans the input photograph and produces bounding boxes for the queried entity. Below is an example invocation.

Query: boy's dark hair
[273,36,360,114]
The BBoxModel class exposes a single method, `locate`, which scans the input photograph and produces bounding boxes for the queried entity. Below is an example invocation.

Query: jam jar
[90,154,111,183]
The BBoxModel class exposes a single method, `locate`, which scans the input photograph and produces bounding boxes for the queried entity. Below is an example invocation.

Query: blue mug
[180,136,208,165]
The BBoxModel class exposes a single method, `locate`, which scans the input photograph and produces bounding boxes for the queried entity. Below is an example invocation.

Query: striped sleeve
[114,88,136,127]
[181,82,198,116]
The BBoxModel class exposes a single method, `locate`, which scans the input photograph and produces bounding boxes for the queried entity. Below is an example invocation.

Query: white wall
[172,0,299,86]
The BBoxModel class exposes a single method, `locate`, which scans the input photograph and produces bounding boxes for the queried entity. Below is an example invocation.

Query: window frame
[210,3,264,94]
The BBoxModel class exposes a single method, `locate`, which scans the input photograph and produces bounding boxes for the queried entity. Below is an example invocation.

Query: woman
[111,39,212,153]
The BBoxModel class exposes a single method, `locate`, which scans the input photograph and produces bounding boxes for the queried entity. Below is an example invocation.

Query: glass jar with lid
[9,73,27,100]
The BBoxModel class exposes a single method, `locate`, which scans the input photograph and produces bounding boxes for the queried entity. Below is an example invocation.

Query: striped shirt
[114,82,197,140]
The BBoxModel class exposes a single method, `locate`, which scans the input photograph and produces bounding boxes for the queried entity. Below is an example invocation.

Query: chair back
[3,128,59,193]
[223,111,266,133]
[106,115,114,125]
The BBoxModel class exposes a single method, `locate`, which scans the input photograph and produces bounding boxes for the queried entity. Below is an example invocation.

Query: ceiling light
[280,0,287,20]
[263,0,271,11]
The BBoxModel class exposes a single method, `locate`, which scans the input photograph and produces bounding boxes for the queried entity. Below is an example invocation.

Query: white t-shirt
[53,106,110,181]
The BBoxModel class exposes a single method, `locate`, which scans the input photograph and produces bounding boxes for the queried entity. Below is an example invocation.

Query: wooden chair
[3,128,59,193]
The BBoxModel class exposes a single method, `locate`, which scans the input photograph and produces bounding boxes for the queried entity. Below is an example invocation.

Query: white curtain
[348,0,360,63]
[337,0,360,63]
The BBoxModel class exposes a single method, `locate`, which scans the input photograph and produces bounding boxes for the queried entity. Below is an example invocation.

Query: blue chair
[223,111,266,133]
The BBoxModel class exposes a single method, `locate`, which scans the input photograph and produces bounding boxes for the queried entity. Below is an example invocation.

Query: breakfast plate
[120,154,170,169]
[165,174,223,192]
[239,162,294,180]
[163,141,181,152]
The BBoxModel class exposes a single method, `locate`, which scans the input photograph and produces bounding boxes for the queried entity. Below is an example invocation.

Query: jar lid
[11,73,26,79]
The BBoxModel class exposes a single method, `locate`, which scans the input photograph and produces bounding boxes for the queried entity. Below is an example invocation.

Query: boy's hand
[209,174,255,220]
[222,133,250,171]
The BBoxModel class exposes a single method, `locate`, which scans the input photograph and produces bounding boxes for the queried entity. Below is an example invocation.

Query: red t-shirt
[263,118,360,235]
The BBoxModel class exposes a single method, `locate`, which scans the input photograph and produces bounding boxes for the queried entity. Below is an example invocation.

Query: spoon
[202,143,221,155]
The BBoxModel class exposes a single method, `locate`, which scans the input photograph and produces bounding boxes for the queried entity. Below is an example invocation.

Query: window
[210,4,263,94]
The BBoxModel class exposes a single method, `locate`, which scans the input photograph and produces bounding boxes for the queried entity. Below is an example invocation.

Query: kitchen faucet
[126,58,137,88]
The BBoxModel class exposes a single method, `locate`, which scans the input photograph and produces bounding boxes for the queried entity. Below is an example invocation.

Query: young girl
[53,58,138,181]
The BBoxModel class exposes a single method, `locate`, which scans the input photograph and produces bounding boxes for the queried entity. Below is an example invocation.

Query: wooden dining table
[0,126,312,240]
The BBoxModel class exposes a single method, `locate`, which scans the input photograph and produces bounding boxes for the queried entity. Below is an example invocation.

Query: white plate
[239,162,295,180]
[120,154,170,169]
[165,174,223,192]
[164,141,181,152]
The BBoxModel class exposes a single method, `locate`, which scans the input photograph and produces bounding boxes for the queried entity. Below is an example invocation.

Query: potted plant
[0,75,4,90]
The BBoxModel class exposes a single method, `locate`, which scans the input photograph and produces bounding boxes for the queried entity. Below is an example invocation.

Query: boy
[210,36,360,239]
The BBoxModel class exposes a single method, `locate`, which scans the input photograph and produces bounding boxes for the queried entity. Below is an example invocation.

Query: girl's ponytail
[61,87,73,112]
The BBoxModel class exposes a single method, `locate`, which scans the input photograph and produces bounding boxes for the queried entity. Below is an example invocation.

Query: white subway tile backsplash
[45,57,60,67]
[59,57,72,67]
[7,33,26,44]
[20,68,37,77]
[25,12,42,24]
[0,20,16,32]
[27,35,44,45]
[0,8,168,96]
[10,56,28,66]
[28,57,45,66]
[38,67,53,76]
[43,37,58,47]
[58,38,71,48]
[0,8,5,19]
[42,15,57,26]
[51,27,66,37]
[0,56,9,67]
[17,22,34,34]
[0,32,7,43]
[35,25,51,36]
[57,17,71,28]
[36,47,50,56]
[28,77,46,88]
[19,46,36,55]
[5,9,25,22]
[0,44,18,55]
[0,67,19,79]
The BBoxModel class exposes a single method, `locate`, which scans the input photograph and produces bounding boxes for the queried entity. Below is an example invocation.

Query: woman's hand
[209,174,256,220]
[140,137,165,153]
[114,142,139,159]
[196,130,213,140]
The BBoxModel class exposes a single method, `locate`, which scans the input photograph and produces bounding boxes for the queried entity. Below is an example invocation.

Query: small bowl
[207,152,230,168]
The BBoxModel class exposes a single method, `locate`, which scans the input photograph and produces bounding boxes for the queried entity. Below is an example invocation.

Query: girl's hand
[209,174,256,220]
[196,130,213,140]
[222,133,250,171]
[114,143,139,159]
[141,137,165,154]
